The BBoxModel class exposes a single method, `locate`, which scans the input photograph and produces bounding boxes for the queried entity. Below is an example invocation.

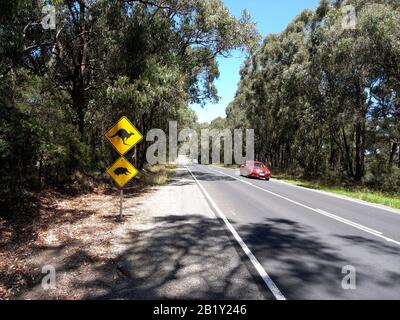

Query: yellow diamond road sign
[106,157,138,188]
[105,116,143,155]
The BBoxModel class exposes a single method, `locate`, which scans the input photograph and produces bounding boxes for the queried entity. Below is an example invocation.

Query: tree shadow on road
[237,218,349,299]
[335,234,399,256]
[77,215,387,300]
[12,214,400,300]
[79,214,269,300]
[238,218,400,299]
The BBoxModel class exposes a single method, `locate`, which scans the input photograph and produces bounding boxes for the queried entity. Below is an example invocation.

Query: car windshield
[248,162,265,168]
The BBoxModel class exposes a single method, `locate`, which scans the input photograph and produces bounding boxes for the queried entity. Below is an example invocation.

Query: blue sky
[190,0,321,123]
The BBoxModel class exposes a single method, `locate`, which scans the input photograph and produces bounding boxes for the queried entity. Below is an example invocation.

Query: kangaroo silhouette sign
[105,116,143,155]
[106,156,138,188]
[110,129,135,146]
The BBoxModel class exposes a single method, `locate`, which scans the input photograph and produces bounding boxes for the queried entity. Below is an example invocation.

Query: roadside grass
[165,163,178,170]
[141,164,176,186]
[272,173,400,210]
[207,164,400,209]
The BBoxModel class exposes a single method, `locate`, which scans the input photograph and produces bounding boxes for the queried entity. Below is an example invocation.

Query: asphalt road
[186,164,400,300]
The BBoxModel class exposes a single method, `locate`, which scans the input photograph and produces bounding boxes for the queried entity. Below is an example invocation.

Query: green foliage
[275,176,400,209]
[0,0,258,215]
[0,85,40,214]
[229,0,400,191]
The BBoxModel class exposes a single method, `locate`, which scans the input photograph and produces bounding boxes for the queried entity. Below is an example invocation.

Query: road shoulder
[100,167,268,299]
[12,168,268,299]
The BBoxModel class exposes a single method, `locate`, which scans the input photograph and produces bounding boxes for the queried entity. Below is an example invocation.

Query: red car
[240,161,271,180]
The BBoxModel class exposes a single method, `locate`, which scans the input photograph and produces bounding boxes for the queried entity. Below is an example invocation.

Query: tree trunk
[329,136,337,170]
[38,155,43,191]
[354,121,364,181]
[72,82,86,142]
[389,142,398,167]
[398,144,400,168]
[398,147,400,169]
[75,0,88,142]
[354,88,366,182]
[342,127,354,178]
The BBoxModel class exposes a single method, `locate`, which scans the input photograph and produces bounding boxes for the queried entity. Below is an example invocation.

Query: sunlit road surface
[186,164,400,300]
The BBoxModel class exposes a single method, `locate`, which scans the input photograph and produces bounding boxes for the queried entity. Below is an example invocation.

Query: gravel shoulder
[87,167,268,299]
[2,167,267,300]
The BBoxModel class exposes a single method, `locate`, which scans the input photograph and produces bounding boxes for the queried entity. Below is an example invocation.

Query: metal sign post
[119,188,123,220]
[104,116,143,221]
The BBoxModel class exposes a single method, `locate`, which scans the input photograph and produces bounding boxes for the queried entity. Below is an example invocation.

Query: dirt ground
[0,184,154,300]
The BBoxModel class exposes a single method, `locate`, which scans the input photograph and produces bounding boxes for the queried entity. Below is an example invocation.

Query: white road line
[272,179,400,215]
[210,165,400,215]
[185,166,286,301]
[209,167,400,247]
[315,209,383,236]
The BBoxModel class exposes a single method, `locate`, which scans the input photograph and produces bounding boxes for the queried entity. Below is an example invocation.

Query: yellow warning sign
[106,157,138,188]
[105,116,143,155]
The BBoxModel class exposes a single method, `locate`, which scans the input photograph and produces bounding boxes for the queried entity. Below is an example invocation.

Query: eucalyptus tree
[230,0,400,188]
[0,0,260,211]
[16,0,258,162]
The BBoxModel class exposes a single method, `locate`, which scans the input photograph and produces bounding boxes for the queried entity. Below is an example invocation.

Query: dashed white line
[185,166,286,301]
[209,167,400,247]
